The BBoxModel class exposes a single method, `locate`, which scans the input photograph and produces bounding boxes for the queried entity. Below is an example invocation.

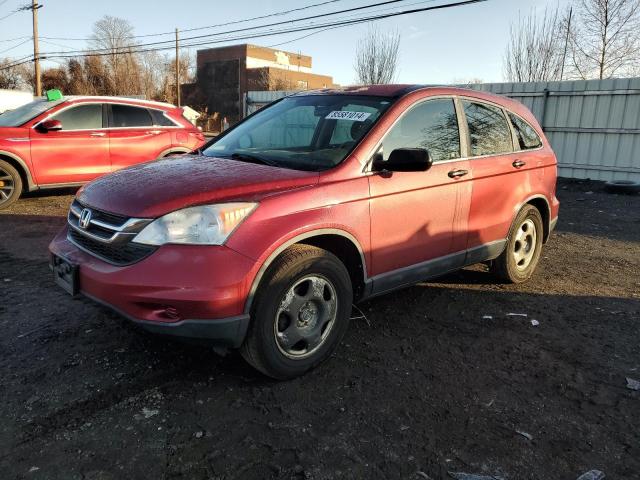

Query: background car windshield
[0,99,62,127]
[203,95,392,171]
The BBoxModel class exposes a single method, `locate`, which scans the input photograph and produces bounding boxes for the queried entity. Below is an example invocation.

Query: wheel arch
[521,195,551,242]
[0,150,35,191]
[158,147,191,158]
[243,229,368,314]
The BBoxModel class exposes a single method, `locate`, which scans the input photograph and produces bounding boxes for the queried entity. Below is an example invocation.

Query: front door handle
[90,132,106,137]
[512,160,526,168]
[448,169,469,178]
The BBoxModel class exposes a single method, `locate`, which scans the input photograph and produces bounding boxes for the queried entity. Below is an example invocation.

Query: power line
[0,55,34,69]
[0,35,31,43]
[39,0,346,42]
[39,0,412,56]
[0,37,31,54]
[0,9,20,21]
[1,0,487,70]
[268,0,441,47]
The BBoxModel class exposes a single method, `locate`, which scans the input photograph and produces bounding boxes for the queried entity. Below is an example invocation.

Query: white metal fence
[245,78,640,182]
[468,78,640,182]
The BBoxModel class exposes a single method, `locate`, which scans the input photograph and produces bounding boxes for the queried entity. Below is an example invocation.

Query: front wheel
[0,160,22,210]
[241,244,353,379]
[490,204,544,283]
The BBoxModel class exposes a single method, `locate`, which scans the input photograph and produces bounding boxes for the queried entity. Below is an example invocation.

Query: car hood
[78,154,320,218]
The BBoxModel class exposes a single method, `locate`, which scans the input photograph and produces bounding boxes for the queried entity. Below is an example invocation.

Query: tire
[241,244,353,379]
[604,180,640,195]
[0,159,22,210]
[490,205,544,284]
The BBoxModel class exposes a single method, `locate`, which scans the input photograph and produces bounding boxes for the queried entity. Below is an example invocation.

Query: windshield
[203,95,392,171]
[0,99,62,127]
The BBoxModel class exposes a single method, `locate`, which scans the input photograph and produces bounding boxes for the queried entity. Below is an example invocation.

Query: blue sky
[1,0,571,85]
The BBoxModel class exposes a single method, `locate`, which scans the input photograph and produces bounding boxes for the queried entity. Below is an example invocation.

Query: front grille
[71,200,128,226]
[67,200,155,266]
[68,228,156,266]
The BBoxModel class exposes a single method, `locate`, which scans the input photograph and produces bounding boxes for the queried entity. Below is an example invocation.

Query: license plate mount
[51,253,79,296]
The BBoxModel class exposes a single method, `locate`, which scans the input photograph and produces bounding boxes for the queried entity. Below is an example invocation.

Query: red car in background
[0,94,205,209]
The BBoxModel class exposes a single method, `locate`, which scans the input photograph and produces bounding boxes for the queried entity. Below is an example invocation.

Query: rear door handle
[448,169,469,178]
[512,160,526,168]
[146,130,162,135]
[90,132,106,137]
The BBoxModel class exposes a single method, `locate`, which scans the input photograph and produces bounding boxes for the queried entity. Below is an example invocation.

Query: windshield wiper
[230,152,279,167]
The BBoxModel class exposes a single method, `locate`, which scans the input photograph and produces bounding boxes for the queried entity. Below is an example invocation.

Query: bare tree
[0,59,30,90]
[503,7,566,82]
[569,0,640,79]
[354,25,400,84]
[90,15,140,94]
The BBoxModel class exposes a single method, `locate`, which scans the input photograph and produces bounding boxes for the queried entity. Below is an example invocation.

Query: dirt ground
[0,179,638,480]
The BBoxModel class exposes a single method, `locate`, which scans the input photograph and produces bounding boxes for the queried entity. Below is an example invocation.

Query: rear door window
[382,98,461,162]
[463,101,513,156]
[110,104,153,128]
[509,113,542,150]
[51,104,103,130]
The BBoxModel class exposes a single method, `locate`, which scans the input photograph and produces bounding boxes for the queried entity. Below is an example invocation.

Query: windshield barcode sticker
[325,111,372,122]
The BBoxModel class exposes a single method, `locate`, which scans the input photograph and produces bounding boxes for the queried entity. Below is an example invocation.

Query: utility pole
[175,28,180,107]
[31,0,42,96]
[560,6,573,81]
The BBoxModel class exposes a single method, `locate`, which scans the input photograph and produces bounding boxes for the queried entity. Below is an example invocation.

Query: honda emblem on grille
[79,208,92,229]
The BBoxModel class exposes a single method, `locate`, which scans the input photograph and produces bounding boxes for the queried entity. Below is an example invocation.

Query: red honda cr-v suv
[50,85,559,379]
[0,94,205,209]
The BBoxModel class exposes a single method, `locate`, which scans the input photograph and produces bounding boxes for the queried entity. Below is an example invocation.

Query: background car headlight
[133,203,257,246]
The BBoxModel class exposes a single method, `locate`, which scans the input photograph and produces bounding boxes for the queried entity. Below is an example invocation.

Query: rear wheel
[0,160,22,210]
[491,204,544,283]
[241,244,353,379]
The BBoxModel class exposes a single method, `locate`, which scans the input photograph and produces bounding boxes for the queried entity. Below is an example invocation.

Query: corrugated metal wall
[246,79,640,181]
[468,78,640,182]
[244,90,298,116]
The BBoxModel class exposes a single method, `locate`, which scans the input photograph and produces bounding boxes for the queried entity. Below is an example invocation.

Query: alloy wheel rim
[0,167,15,204]
[273,274,338,359]
[513,218,537,270]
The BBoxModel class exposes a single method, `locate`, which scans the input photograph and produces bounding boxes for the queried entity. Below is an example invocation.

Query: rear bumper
[49,226,258,347]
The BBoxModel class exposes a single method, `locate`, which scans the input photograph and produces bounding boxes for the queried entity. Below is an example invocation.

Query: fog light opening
[161,306,181,320]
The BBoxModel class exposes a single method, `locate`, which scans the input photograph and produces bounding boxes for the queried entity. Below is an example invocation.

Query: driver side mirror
[373,148,433,172]
[38,119,62,132]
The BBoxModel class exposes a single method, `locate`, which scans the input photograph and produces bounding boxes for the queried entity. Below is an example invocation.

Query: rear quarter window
[509,113,543,150]
[149,109,177,127]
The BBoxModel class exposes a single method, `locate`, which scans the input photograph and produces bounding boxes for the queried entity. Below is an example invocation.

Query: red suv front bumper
[49,226,257,347]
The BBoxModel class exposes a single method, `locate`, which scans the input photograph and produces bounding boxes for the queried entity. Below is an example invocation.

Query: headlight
[133,203,257,246]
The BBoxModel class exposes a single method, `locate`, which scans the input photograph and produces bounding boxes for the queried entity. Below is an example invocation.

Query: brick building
[185,44,336,123]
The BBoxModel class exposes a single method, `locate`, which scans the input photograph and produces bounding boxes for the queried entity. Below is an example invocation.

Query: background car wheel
[0,160,22,210]
[491,204,544,283]
[241,244,353,380]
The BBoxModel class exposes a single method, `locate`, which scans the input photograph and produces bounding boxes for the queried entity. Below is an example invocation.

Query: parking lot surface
[0,180,638,479]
